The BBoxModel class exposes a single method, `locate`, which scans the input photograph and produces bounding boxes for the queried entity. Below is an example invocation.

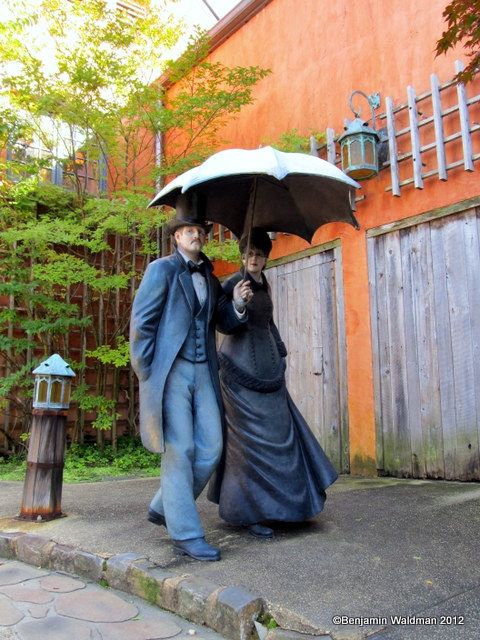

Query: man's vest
[177,292,209,363]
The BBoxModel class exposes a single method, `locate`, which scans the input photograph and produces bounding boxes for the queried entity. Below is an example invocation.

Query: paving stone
[15,535,54,568]
[206,586,264,640]
[0,594,24,626]
[26,604,49,619]
[266,604,328,636]
[266,630,333,640]
[0,532,25,560]
[97,616,182,640]
[127,562,173,605]
[105,552,148,591]
[72,549,104,582]
[48,543,77,573]
[39,573,85,592]
[54,588,138,622]
[16,616,92,640]
[0,562,48,587]
[0,627,18,639]
[176,576,221,626]
[162,574,190,613]
[0,584,53,604]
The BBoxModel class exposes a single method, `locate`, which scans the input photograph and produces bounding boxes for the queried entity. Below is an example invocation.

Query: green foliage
[87,336,130,368]
[263,129,325,153]
[0,0,184,194]
[0,0,271,446]
[0,436,160,482]
[71,384,118,431]
[256,612,279,630]
[436,0,480,83]
[203,239,241,264]
[0,452,27,481]
[159,32,271,177]
[63,437,160,482]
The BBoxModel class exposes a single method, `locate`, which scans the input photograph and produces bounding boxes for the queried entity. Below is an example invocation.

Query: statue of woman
[208,229,338,538]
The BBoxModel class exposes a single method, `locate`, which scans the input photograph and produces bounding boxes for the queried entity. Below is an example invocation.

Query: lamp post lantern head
[32,354,75,410]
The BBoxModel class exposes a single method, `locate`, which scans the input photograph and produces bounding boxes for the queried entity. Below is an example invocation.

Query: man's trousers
[149,357,222,540]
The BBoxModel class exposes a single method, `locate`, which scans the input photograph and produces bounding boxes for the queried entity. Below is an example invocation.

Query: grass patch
[0,436,160,483]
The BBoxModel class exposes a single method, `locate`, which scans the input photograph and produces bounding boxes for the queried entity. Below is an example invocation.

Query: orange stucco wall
[166,0,480,475]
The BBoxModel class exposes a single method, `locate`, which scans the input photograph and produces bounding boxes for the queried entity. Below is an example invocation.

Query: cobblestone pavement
[0,558,227,640]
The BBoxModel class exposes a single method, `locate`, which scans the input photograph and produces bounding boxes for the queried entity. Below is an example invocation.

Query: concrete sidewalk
[1,475,479,640]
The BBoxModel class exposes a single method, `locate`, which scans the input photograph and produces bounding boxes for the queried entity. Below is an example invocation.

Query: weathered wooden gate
[368,206,480,480]
[266,245,349,473]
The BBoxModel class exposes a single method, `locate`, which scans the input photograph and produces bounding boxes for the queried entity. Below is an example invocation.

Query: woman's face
[242,247,267,275]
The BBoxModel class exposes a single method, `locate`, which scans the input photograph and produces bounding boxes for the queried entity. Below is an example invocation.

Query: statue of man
[130,193,252,561]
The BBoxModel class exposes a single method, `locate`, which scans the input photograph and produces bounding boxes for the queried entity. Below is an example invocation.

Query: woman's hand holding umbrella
[232,279,253,312]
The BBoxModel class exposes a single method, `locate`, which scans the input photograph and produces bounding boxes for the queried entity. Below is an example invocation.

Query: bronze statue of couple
[130,194,337,562]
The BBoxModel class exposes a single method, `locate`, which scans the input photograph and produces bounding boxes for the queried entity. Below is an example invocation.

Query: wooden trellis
[316,61,480,197]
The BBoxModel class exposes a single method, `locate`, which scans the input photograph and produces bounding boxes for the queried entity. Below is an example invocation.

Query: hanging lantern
[338,90,386,181]
[32,354,75,410]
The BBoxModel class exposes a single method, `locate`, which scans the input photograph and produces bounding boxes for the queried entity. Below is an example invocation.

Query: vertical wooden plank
[475,209,480,456]
[439,213,479,478]
[326,128,336,165]
[219,225,225,242]
[430,221,456,478]
[310,255,324,458]
[455,60,474,172]
[383,230,412,475]
[406,223,445,477]
[461,210,480,468]
[309,135,319,157]
[385,96,401,197]
[161,226,168,257]
[373,234,396,473]
[333,246,350,473]
[2,289,15,448]
[307,260,321,443]
[407,85,424,189]
[430,73,448,181]
[399,226,424,477]
[319,256,340,468]
[266,250,347,473]
[367,236,386,472]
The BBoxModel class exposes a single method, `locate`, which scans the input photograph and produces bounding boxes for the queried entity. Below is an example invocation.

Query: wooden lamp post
[19,354,75,521]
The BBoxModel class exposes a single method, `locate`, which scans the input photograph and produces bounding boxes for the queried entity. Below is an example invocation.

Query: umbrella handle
[242,176,258,279]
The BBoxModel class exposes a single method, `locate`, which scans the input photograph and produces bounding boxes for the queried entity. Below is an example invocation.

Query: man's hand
[232,279,253,312]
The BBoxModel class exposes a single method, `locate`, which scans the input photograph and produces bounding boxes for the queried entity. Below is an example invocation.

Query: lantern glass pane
[342,143,349,170]
[350,138,363,166]
[38,379,48,403]
[63,382,71,406]
[51,380,62,404]
[364,138,376,165]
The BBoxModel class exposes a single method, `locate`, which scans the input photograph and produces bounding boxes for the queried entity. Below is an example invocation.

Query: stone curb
[0,530,269,640]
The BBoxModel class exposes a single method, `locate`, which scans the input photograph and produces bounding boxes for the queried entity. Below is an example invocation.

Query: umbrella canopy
[149,146,361,242]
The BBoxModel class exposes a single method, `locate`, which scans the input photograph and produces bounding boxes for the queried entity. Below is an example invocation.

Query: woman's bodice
[219,273,285,382]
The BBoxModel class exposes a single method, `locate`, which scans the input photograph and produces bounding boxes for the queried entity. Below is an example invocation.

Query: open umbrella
[149,146,360,242]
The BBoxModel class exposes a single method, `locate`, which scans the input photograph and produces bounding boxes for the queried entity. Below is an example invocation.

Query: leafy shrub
[0,436,160,483]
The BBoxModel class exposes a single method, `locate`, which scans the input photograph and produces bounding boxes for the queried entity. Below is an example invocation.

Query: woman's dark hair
[239,228,272,257]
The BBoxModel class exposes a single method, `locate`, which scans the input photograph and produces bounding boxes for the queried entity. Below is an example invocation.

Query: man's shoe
[147,508,166,527]
[172,537,221,561]
[247,523,274,539]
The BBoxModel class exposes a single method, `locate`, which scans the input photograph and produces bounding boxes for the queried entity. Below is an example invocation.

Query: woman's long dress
[208,271,338,525]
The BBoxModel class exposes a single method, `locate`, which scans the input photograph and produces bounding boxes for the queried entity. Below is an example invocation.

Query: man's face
[175,225,206,256]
